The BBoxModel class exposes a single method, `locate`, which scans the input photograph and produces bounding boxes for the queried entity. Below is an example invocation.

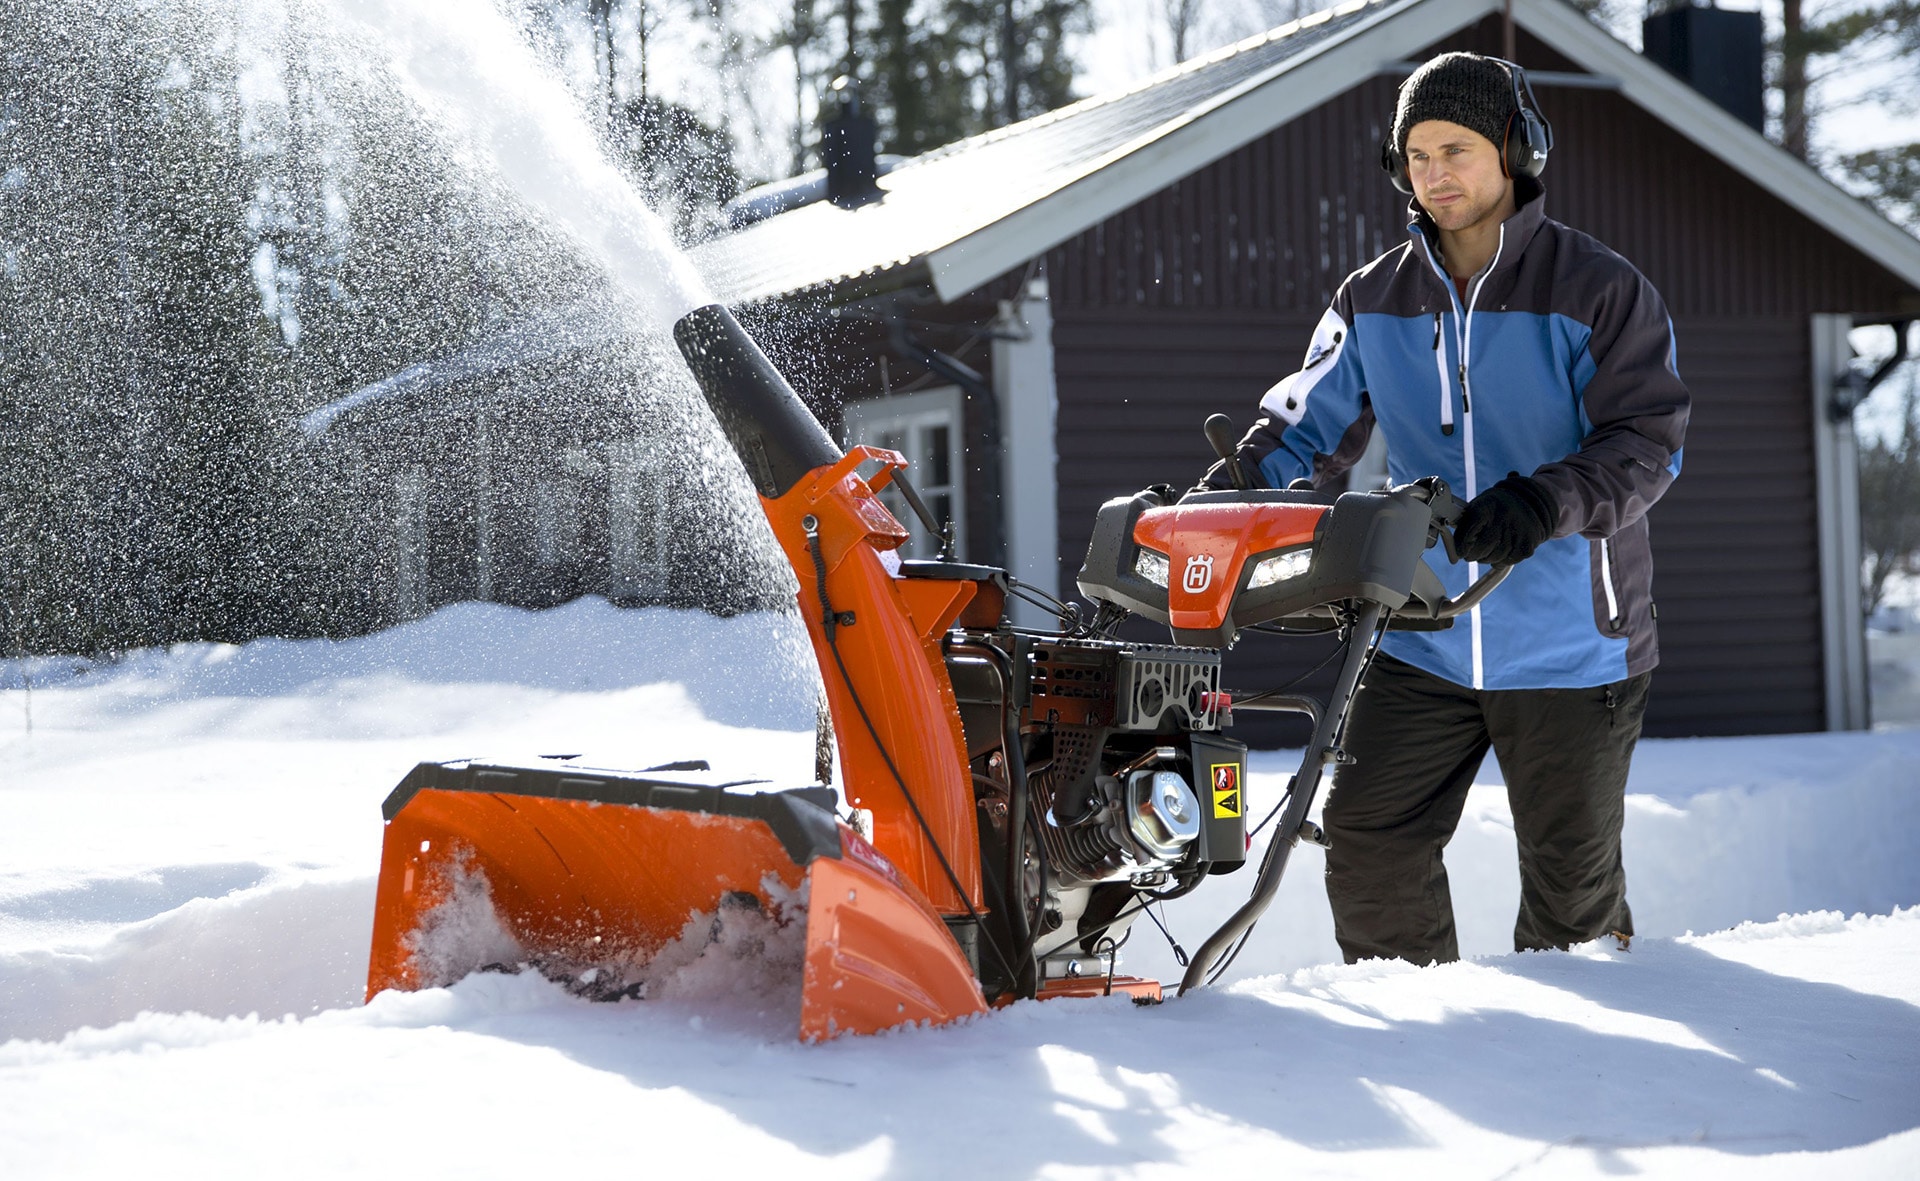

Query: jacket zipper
[1599,537,1621,626]
[1420,227,1505,687]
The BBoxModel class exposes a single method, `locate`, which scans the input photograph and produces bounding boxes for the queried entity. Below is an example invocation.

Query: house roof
[689,0,1920,306]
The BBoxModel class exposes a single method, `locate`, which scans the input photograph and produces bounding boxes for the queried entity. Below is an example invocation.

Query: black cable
[1031,892,1150,963]
[1248,779,1294,840]
[1003,575,1080,630]
[1245,618,1344,637]
[1202,829,1287,986]
[804,525,1022,989]
[958,634,1046,996]
[1030,856,1211,957]
[972,766,1040,995]
[1232,641,1346,705]
[1205,927,1255,986]
[1142,902,1189,967]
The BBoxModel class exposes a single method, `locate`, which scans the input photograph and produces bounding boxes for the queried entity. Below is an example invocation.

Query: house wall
[1044,19,1914,738]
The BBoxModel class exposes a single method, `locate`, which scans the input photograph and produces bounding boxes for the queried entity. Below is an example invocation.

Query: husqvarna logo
[1183,554,1215,593]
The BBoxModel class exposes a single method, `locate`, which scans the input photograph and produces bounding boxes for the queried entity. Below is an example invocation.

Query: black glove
[1454,474,1557,565]
[1196,452,1268,494]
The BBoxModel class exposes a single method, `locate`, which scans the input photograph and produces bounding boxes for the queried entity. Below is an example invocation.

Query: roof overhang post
[1811,313,1870,730]
[992,273,1059,627]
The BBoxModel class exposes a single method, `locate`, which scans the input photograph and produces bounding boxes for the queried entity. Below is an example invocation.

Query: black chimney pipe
[1642,4,1765,132]
[820,75,883,209]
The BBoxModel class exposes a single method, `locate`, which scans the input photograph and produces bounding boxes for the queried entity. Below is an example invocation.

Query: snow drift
[2,598,1917,1178]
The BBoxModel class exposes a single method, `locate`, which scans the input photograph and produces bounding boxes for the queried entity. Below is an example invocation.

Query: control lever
[1398,476,1512,619]
[1409,476,1465,562]
[1204,413,1252,490]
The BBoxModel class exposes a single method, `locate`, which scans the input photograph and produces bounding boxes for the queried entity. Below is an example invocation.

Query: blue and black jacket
[1229,192,1689,690]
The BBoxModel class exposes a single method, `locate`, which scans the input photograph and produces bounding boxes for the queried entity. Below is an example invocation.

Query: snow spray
[324,0,712,335]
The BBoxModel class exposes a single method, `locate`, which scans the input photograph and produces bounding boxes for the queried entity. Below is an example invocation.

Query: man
[1204,52,1689,965]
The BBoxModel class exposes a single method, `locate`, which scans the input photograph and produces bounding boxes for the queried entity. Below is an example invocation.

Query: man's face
[1405,119,1516,234]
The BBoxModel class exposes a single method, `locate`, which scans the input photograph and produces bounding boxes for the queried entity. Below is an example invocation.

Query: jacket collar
[1407,179,1548,275]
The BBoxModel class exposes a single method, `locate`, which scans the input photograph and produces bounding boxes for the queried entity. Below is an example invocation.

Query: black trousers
[1321,653,1650,965]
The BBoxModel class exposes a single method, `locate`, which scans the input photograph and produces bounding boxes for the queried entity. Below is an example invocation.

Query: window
[532,449,590,569]
[393,466,428,620]
[606,437,667,600]
[841,386,966,561]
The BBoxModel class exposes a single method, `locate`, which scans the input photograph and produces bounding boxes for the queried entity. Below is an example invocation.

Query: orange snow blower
[365,304,1506,1039]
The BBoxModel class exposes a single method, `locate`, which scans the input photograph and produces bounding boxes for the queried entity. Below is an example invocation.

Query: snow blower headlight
[1134,548,1170,588]
[1247,547,1312,589]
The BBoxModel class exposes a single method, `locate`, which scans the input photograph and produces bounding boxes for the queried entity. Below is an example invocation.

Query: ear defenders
[1380,57,1554,196]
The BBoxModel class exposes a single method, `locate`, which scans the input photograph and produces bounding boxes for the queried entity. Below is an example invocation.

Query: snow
[3,598,1918,1178]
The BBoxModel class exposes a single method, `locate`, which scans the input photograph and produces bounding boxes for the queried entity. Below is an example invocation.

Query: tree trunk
[1002,0,1019,125]
[1781,0,1810,160]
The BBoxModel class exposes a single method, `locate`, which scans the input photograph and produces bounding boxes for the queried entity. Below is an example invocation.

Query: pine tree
[615,95,744,240]
[868,0,976,154]
[856,0,1090,154]
[1775,0,1919,230]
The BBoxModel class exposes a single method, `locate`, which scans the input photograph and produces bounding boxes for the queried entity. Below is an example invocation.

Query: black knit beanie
[1392,52,1519,155]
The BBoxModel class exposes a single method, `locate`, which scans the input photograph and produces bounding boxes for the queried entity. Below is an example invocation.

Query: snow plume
[1,0,791,657]
[400,849,522,990]
[325,0,710,333]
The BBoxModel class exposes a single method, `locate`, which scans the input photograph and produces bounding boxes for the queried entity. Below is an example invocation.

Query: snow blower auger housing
[365,304,1509,1038]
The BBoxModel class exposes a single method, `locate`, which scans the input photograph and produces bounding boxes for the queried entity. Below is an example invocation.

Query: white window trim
[842,385,967,562]
[393,466,428,621]
[607,437,667,599]
[1812,315,1869,730]
[993,278,1059,627]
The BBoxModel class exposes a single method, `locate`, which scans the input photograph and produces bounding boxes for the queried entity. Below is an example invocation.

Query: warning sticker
[1210,762,1242,819]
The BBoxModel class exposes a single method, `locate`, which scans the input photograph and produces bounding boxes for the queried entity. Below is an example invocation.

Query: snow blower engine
[363,304,1507,1039]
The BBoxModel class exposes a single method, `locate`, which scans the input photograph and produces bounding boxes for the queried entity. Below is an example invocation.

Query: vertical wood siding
[1046,21,1914,737]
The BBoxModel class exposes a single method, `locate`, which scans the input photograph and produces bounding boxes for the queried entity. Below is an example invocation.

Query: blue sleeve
[1249,290,1373,489]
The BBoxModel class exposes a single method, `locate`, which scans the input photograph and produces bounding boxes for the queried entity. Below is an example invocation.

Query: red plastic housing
[1133,502,1328,633]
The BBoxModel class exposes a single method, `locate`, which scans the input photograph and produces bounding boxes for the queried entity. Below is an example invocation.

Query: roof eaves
[923,0,1483,301]
[728,255,935,311]
[1514,0,1920,292]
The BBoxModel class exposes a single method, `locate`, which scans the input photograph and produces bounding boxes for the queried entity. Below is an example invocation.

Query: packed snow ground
[2,598,1917,1178]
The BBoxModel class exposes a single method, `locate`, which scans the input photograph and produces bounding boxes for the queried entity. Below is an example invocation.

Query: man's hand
[1455,475,1557,565]
[1196,453,1267,494]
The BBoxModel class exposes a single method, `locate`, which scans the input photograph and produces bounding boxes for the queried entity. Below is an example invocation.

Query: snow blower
[365,303,1507,1039]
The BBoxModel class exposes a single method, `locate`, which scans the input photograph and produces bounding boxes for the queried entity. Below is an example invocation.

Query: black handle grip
[1204,414,1252,490]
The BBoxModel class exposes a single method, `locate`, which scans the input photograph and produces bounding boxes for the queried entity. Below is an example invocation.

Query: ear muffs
[1381,135,1413,195]
[1500,63,1553,179]
[1379,59,1553,195]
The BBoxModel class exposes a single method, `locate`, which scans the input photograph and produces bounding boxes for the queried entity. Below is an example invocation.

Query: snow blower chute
[365,304,1508,1039]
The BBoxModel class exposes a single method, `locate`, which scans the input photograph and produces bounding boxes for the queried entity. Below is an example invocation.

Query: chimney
[821,76,882,209]
[1641,3,1765,132]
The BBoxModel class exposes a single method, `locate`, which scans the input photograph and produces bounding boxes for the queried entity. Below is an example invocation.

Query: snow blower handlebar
[1402,476,1513,622]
